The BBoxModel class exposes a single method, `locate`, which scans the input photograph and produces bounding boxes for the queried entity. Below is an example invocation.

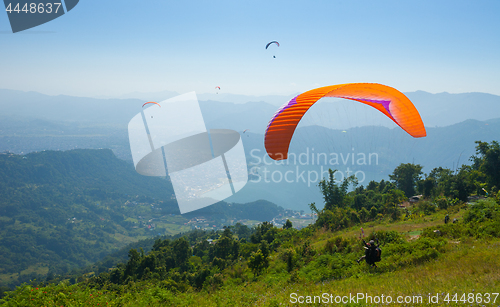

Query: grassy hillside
[2,197,499,306]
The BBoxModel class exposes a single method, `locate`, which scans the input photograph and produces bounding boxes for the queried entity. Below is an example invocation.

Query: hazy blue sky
[1,0,499,97]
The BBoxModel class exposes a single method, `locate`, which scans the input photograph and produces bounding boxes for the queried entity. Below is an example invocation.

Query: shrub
[436,197,448,210]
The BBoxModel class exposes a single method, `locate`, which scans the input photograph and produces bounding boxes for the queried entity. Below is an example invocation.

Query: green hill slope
[0,149,180,285]
[0,149,285,288]
[2,198,499,306]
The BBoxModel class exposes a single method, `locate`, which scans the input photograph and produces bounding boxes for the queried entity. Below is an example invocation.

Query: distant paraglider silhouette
[266,41,279,49]
[215,86,221,94]
[142,101,161,108]
[266,41,279,58]
[142,101,160,118]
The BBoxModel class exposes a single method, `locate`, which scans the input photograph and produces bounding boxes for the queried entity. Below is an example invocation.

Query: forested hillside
[0,149,285,288]
[0,149,177,286]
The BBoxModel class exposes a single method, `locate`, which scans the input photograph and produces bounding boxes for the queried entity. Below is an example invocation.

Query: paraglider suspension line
[221,154,236,194]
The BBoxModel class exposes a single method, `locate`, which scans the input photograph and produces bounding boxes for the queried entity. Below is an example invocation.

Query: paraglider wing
[215,86,221,90]
[264,83,426,160]
[142,101,161,108]
[265,41,280,49]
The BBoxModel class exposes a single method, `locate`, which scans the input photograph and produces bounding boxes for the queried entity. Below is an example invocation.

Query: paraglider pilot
[357,239,381,267]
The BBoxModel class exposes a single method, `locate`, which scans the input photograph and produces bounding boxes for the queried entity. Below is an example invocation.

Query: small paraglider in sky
[266,41,279,58]
[142,101,161,108]
[142,101,160,118]
[243,129,249,137]
[215,86,221,94]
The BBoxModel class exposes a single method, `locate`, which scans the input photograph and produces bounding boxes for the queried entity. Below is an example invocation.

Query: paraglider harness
[363,239,381,266]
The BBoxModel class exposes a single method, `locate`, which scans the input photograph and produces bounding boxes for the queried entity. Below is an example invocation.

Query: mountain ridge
[2,88,500,130]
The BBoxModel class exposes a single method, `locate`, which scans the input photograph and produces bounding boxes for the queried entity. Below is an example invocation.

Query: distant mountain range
[94,89,298,106]
[406,91,500,127]
[1,88,499,210]
[2,88,500,131]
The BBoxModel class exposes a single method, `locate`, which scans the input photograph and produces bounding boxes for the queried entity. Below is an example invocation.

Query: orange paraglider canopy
[264,83,426,160]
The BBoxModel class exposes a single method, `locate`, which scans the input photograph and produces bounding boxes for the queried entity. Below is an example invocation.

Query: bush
[463,199,500,223]
[416,200,437,215]
[299,254,351,282]
[323,236,349,254]
[279,248,297,272]
[203,273,223,292]
[369,230,404,245]
[436,197,448,210]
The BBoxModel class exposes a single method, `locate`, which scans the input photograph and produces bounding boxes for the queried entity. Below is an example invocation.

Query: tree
[389,163,423,198]
[124,249,142,280]
[383,189,406,220]
[213,236,233,260]
[471,141,500,189]
[259,241,270,260]
[213,228,239,261]
[418,177,435,198]
[283,219,293,229]
[319,169,357,210]
[152,238,170,252]
[233,222,251,240]
[283,248,296,272]
[221,227,233,239]
[248,249,268,276]
[308,202,319,214]
[366,180,378,191]
[449,166,476,202]
[137,253,158,279]
[231,239,240,260]
[427,167,454,197]
[172,237,191,270]
[250,222,276,244]
[353,194,367,210]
